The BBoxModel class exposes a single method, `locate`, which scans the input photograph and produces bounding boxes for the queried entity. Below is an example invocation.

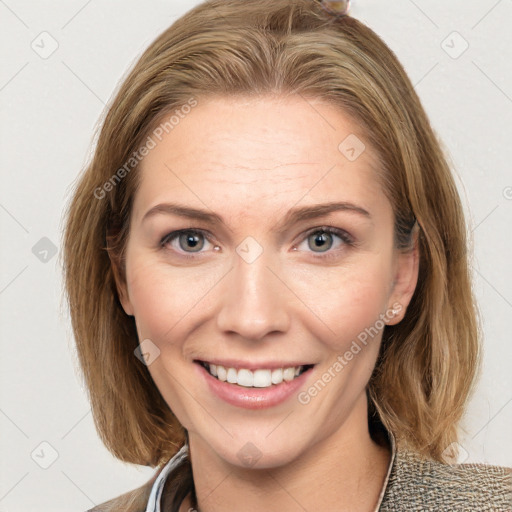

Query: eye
[160,229,215,256]
[295,226,354,259]
[160,226,354,260]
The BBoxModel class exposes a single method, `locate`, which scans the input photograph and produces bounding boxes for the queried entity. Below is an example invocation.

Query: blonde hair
[63,0,480,469]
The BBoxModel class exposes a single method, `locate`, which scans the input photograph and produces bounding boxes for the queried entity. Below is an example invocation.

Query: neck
[181,397,391,512]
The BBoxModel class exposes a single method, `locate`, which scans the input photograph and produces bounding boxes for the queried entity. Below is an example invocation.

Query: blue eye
[160,229,213,256]
[160,226,354,260]
[298,227,354,259]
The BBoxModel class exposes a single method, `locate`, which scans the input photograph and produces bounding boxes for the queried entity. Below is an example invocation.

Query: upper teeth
[206,363,304,388]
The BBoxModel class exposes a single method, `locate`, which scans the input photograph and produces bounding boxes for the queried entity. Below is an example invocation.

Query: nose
[216,250,291,341]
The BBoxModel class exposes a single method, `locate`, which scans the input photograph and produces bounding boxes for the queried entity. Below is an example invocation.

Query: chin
[197,427,310,470]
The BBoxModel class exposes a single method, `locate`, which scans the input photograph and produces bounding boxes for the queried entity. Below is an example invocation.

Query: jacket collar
[145,430,397,512]
[145,443,189,512]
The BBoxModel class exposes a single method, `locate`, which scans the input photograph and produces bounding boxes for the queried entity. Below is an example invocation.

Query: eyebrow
[141,201,372,231]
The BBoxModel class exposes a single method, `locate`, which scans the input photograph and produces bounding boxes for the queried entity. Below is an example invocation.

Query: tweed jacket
[88,439,511,512]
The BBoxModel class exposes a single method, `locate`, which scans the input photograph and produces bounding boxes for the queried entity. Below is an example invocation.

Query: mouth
[194,360,315,388]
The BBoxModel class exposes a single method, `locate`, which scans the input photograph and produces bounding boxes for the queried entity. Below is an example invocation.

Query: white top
[144,443,190,512]
[144,434,396,511]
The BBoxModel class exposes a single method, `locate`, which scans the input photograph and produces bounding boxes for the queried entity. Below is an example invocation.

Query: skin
[113,95,419,512]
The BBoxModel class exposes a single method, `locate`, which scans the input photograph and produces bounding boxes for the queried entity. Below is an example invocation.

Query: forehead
[132,95,387,222]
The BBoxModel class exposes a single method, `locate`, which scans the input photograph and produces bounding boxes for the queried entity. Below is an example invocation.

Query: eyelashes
[160,226,355,261]
[160,229,213,257]
[297,226,355,259]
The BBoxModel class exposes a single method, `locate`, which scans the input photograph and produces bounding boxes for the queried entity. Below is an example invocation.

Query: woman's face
[116,95,418,469]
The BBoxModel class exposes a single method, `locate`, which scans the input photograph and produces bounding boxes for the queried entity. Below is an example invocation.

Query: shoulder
[85,476,156,512]
[381,448,512,511]
[86,444,190,512]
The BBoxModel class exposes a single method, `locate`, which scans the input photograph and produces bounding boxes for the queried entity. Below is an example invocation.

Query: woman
[62,0,511,510]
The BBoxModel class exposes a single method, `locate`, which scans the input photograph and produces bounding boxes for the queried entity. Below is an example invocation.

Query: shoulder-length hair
[63,0,479,468]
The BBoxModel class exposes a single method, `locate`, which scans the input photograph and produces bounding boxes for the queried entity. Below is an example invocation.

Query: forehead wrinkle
[187,162,319,187]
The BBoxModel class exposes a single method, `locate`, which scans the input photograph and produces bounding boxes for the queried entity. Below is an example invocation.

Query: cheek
[288,257,393,353]
[125,254,219,344]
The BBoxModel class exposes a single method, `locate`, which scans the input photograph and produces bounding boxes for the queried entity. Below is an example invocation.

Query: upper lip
[195,359,315,371]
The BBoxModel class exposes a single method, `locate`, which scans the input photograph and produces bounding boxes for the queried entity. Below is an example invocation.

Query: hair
[62,0,480,477]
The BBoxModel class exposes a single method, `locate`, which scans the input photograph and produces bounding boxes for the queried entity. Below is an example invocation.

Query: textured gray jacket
[89,439,512,512]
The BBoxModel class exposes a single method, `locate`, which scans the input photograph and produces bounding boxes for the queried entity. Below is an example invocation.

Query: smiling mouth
[195,360,315,388]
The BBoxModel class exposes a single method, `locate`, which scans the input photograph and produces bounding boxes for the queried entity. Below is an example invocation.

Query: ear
[386,226,420,326]
[108,251,135,317]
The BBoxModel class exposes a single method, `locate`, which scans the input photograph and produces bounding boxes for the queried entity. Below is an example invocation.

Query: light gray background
[1,0,511,510]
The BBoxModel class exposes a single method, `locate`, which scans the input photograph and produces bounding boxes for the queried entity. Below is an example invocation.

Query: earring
[385,308,400,324]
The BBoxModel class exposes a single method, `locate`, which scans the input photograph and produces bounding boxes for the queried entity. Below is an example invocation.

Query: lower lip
[195,362,315,410]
